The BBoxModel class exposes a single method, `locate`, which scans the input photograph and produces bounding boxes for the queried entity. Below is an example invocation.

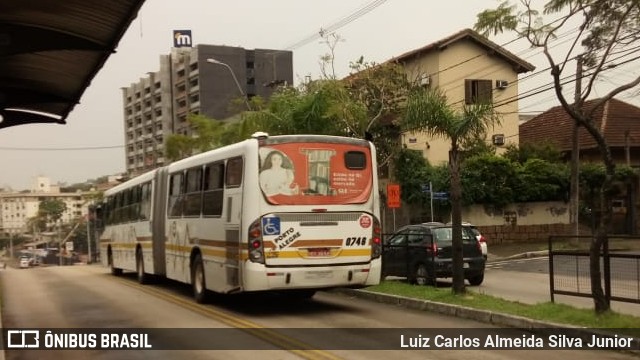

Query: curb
[487,250,548,263]
[332,288,640,353]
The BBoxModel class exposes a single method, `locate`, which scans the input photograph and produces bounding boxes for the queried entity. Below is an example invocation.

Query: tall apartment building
[121,44,293,176]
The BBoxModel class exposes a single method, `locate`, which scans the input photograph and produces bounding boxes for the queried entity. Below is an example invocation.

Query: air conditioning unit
[492,134,505,146]
[496,80,508,89]
[420,75,431,86]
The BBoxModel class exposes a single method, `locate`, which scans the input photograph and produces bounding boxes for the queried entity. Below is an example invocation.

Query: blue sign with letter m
[173,30,193,48]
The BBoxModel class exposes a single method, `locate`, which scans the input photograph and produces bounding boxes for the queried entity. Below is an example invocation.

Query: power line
[0,145,124,151]
[283,0,388,50]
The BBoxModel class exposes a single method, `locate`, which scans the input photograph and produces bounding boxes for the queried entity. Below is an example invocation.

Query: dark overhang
[0,1,146,129]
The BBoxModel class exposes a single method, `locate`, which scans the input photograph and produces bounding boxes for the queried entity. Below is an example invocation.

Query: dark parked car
[382,223,486,285]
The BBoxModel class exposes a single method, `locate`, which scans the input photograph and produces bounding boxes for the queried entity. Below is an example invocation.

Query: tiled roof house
[520,98,640,166]
[520,97,640,234]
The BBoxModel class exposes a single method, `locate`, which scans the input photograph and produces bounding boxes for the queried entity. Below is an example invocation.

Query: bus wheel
[192,254,208,303]
[136,249,148,284]
[109,251,122,276]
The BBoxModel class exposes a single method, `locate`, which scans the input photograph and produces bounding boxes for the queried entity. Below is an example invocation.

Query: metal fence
[548,235,640,304]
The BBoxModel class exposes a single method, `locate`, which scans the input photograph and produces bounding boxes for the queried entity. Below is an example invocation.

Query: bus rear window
[345,151,366,170]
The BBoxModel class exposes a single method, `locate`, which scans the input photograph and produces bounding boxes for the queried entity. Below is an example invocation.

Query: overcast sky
[1,0,638,191]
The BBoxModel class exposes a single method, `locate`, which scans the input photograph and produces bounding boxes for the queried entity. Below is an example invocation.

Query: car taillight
[371,216,382,259]
[426,242,438,256]
[479,235,486,243]
[248,218,264,264]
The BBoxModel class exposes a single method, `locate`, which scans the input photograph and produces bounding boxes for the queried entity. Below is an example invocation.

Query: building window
[464,79,492,105]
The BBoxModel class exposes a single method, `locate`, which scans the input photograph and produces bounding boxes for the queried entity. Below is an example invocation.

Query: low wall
[475,223,590,245]
[461,201,571,226]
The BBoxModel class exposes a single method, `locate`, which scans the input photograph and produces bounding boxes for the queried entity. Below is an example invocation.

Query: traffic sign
[387,183,401,208]
[421,184,431,193]
[432,191,449,200]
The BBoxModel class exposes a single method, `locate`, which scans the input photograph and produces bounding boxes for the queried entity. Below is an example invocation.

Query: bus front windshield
[258,142,373,205]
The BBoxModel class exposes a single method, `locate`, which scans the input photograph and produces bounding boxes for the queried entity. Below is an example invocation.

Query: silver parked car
[447,222,488,259]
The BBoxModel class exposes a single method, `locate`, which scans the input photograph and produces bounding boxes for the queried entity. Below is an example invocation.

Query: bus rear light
[371,216,382,259]
[248,218,265,264]
[250,228,261,238]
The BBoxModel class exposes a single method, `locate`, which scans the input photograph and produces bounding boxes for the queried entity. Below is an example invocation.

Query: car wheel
[467,273,484,286]
[414,264,434,286]
[136,249,148,284]
[192,254,208,303]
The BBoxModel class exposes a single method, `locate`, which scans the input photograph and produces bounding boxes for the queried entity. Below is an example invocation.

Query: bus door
[222,157,244,289]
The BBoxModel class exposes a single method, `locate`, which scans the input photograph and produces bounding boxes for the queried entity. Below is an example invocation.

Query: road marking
[111,275,342,360]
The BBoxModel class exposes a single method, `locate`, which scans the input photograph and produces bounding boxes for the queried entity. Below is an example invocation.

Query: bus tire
[136,249,148,284]
[291,290,316,299]
[109,250,122,276]
[192,254,208,303]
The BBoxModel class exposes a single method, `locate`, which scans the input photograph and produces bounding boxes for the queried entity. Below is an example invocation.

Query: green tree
[403,87,498,294]
[515,159,569,202]
[165,114,226,161]
[242,59,411,167]
[344,59,411,168]
[461,154,517,207]
[503,141,563,164]
[476,0,640,313]
[38,198,67,231]
[394,148,432,205]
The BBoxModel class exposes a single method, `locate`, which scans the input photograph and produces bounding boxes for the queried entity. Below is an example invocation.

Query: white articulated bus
[99,133,382,302]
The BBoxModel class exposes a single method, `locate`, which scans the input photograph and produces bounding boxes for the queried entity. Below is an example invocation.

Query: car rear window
[432,227,476,244]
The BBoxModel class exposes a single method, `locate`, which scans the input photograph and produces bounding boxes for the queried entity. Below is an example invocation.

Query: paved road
[1,265,638,359]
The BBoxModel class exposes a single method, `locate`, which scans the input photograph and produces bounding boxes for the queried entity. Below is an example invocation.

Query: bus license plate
[308,248,331,257]
[305,270,333,280]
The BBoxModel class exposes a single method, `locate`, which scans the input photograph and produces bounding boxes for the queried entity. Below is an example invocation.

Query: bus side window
[225,157,243,188]
[140,182,151,221]
[184,167,203,217]
[168,172,184,218]
[203,162,224,217]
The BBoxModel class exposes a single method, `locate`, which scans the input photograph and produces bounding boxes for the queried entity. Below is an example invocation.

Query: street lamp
[206,58,251,110]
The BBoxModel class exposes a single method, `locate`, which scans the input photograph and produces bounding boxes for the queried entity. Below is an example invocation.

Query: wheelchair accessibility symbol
[262,217,281,236]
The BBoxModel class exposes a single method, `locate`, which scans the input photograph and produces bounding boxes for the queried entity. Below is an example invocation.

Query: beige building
[390,29,535,165]
[0,177,92,235]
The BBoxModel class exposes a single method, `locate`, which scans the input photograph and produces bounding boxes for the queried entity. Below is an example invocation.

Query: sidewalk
[485,241,549,262]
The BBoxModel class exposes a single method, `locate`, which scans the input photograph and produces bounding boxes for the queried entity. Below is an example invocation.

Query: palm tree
[403,87,498,294]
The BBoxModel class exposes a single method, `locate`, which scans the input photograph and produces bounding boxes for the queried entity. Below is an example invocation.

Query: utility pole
[570,55,583,237]
[86,207,92,264]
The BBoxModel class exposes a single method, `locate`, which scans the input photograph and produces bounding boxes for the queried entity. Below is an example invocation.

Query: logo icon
[173,30,193,48]
[359,215,372,228]
[7,330,39,348]
[262,217,281,236]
